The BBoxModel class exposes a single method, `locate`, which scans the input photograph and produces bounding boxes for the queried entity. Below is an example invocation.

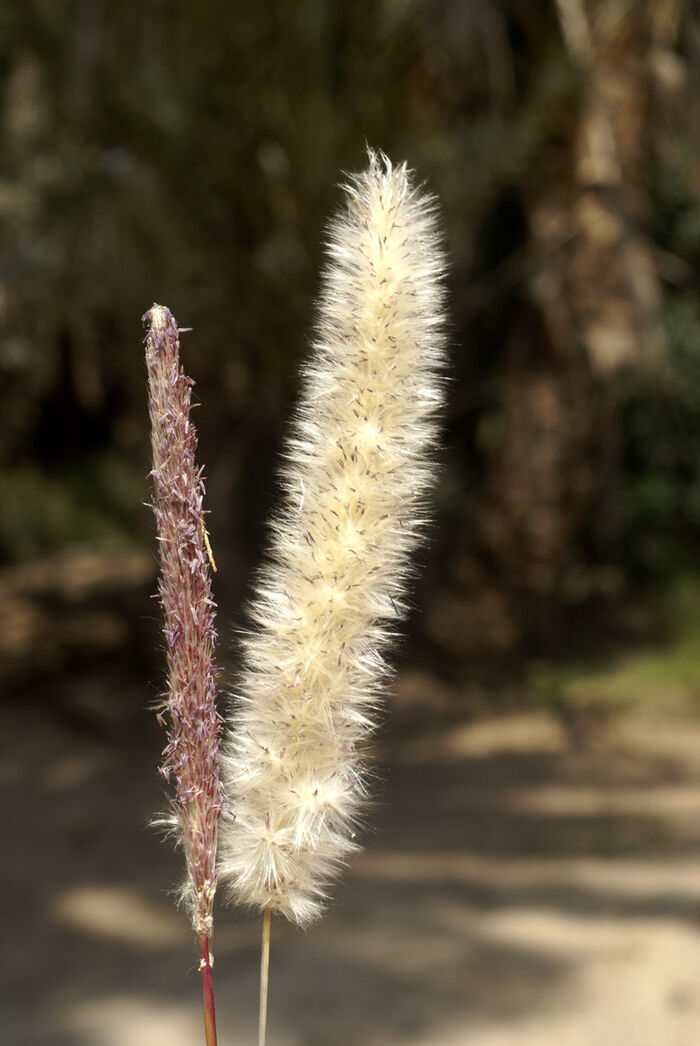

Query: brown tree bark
[478,0,668,612]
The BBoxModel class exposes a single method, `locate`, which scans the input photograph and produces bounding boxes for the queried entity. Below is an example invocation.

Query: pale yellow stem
[258,907,272,1046]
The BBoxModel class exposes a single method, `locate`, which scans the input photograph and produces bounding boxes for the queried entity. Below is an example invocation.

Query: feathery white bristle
[219,150,448,926]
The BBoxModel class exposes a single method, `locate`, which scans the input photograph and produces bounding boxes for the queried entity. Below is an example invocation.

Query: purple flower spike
[143,304,223,944]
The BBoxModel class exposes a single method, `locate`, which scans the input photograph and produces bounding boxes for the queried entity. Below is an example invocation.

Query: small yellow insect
[202,520,217,573]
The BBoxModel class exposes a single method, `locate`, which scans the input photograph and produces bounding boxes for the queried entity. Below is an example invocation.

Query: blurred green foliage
[616,144,700,580]
[529,573,700,731]
[0,0,569,565]
[0,0,699,647]
[0,453,138,560]
[617,297,700,578]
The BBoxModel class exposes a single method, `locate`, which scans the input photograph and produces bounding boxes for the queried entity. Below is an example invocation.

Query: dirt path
[5,671,700,1045]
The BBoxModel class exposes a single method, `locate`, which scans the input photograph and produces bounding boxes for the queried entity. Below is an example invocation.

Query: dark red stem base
[200,936,218,1046]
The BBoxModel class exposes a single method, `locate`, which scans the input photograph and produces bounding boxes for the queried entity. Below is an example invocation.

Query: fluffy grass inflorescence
[144,304,223,943]
[219,151,448,926]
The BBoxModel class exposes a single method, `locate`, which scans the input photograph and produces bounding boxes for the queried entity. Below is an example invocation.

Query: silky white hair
[219,150,448,926]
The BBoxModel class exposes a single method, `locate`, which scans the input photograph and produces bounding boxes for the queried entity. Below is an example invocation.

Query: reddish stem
[200,936,218,1046]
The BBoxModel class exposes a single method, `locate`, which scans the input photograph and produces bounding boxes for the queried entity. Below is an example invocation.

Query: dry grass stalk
[219,151,448,928]
[143,303,223,1046]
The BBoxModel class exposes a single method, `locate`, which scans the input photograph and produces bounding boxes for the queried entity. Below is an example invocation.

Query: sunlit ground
[5,565,700,1045]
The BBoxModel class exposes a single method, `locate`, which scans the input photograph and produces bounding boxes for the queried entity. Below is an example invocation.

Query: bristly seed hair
[219,149,448,927]
[143,304,223,942]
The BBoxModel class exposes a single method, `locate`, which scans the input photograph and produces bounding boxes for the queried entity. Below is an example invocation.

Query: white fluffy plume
[220,150,447,926]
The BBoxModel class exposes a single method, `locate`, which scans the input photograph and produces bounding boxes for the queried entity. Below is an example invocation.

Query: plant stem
[200,936,218,1046]
[259,907,272,1046]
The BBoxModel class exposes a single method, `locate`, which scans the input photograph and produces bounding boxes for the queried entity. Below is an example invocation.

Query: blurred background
[3,1,700,1044]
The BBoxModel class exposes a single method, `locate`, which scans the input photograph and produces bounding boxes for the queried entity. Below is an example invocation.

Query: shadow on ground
[5,654,700,1046]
